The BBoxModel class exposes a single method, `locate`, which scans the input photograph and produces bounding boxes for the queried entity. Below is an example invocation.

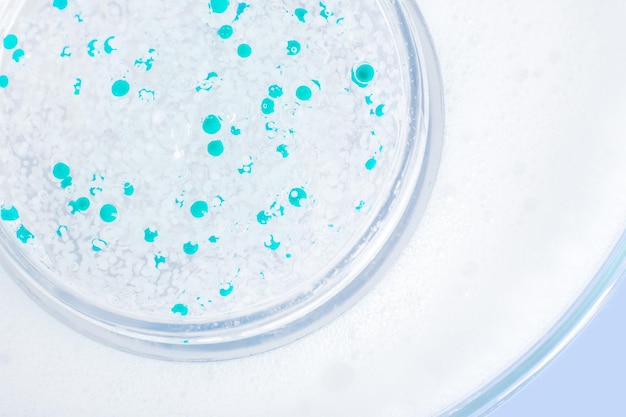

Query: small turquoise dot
[111,79,130,97]
[237,43,252,58]
[100,204,118,223]
[210,0,229,13]
[352,63,376,88]
[207,140,224,157]
[0,75,9,89]
[202,114,222,135]
[190,201,209,218]
[52,162,71,179]
[365,158,377,170]
[217,25,233,39]
[261,98,275,115]
[3,34,18,50]
[296,85,312,101]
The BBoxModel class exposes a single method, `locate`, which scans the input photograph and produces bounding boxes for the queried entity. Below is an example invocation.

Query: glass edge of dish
[0,0,446,361]
[440,228,626,416]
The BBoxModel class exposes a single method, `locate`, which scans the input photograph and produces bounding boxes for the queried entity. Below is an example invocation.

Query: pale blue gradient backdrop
[490,280,626,416]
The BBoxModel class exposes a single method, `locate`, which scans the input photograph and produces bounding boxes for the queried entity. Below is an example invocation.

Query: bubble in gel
[190,201,209,218]
[183,242,199,255]
[210,0,229,14]
[207,140,225,157]
[294,8,308,23]
[52,0,68,10]
[123,182,135,196]
[3,34,18,50]
[352,63,376,88]
[220,283,234,297]
[287,40,301,56]
[268,84,283,98]
[217,25,233,39]
[16,225,34,243]
[289,188,307,207]
[261,98,275,115]
[237,43,252,58]
[0,206,19,221]
[202,114,222,134]
[69,197,91,214]
[100,204,119,223]
[171,303,189,316]
[111,79,130,97]
[144,228,159,243]
[52,162,71,179]
[296,85,312,101]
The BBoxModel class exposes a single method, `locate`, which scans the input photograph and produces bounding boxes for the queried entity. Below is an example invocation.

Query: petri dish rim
[440,229,626,416]
[0,0,445,361]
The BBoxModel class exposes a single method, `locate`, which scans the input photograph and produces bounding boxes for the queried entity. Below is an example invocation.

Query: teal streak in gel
[16,225,34,243]
[100,204,118,223]
[53,162,71,180]
[171,303,189,316]
[183,242,199,255]
[207,140,224,157]
[73,78,82,95]
[210,0,229,14]
[3,34,18,50]
[52,0,68,10]
[56,225,68,237]
[233,2,249,21]
[0,75,8,89]
[144,228,159,243]
[1,206,19,221]
[261,98,275,115]
[296,85,312,101]
[295,8,308,23]
[237,43,252,58]
[264,235,281,251]
[190,201,209,218]
[69,197,90,214]
[289,188,307,207]
[202,114,222,134]
[220,284,234,297]
[375,104,386,117]
[12,49,25,63]
[208,235,219,243]
[217,25,233,39]
[365,158,377,170]
[111,79,130,97]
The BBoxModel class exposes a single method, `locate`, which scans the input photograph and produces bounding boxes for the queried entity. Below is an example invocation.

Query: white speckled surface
[2,1,626,416]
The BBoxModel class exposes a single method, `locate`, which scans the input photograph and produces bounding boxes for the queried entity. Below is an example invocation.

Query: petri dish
[2,1,626,416]
[0,0,443,360]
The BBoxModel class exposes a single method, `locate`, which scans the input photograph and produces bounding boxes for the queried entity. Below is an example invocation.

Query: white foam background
[2,0,626,416]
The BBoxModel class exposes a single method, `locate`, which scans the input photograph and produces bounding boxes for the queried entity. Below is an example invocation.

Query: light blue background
[489,280,626,416]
